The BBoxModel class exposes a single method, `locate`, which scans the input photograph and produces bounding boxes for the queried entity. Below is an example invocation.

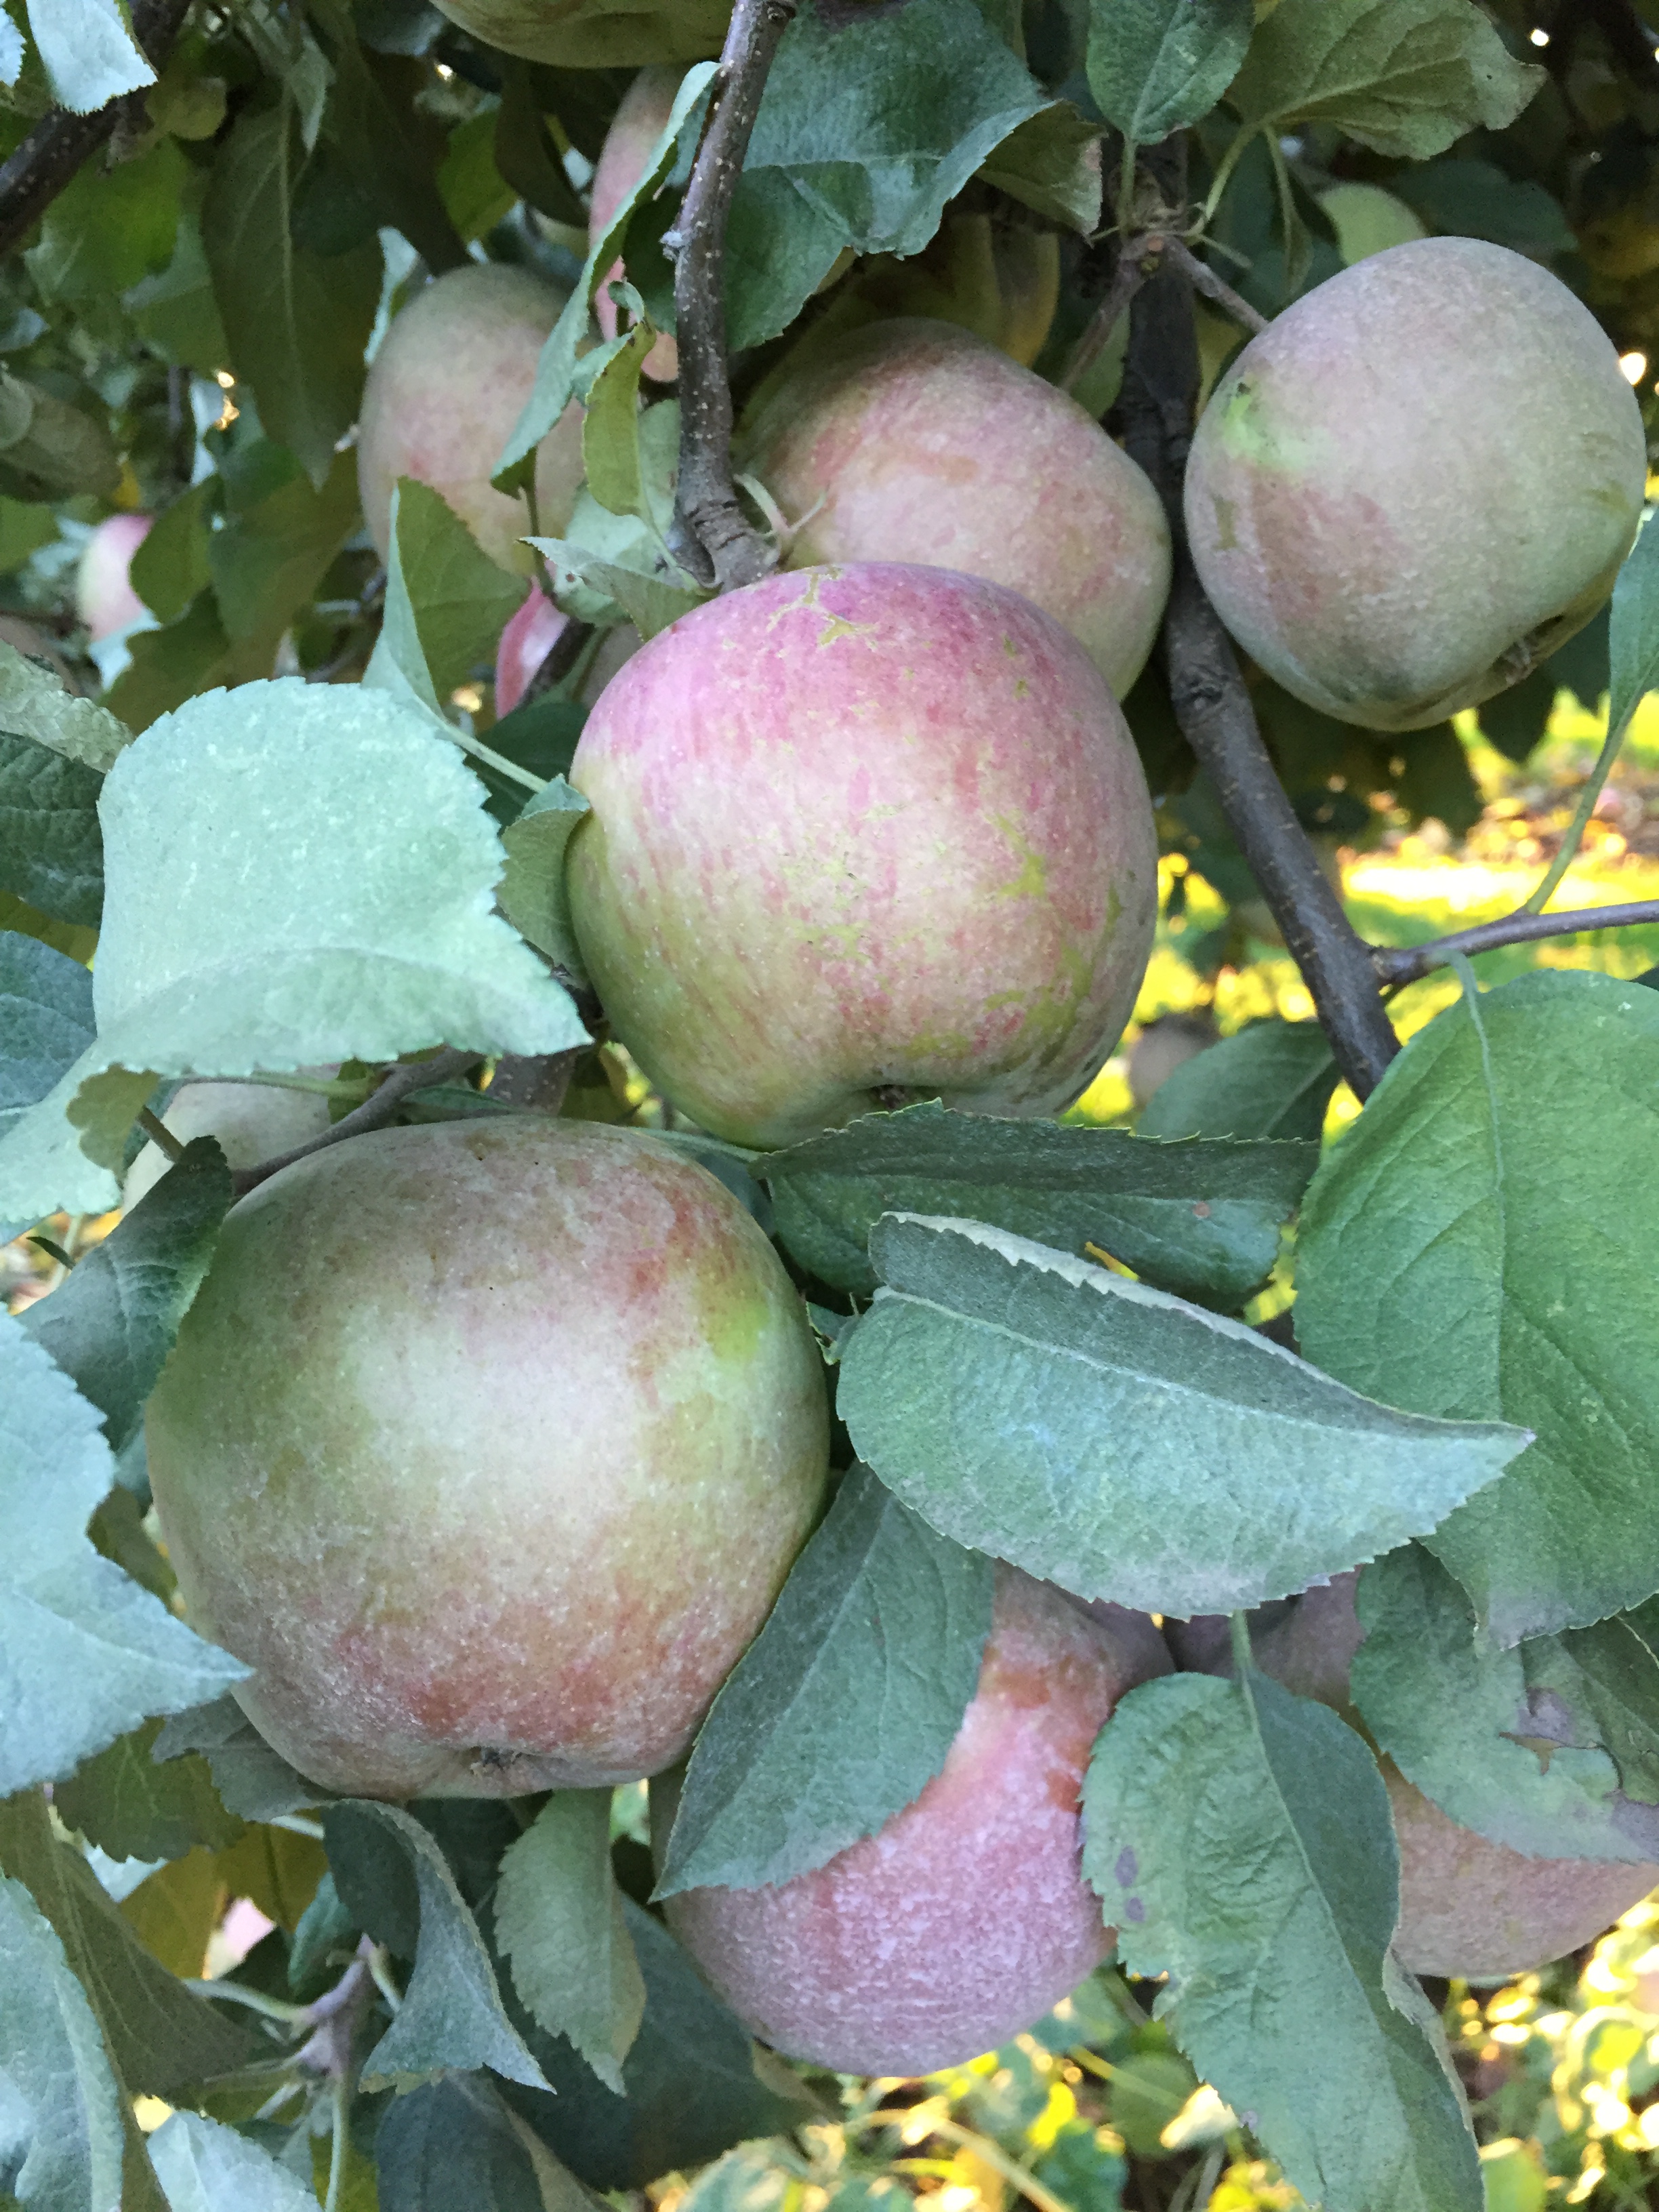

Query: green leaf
[20,1136,232,1454]
[836,1214,1527,1616]
[152,1694,326,1823]
[494,1793,645,2095]
[379,475,524,703]
[1294,970,1659,1645]
[0,932,93,1139]
[497,64,715,487]
[127,204,229,375]
[1083,1670,1482,2212]
[0,737,102,947]
[440,109,518,246]
[1392,156,1572,256]
[1351,1544,1659,1863]
[0,639,127,773]
[54,1716,242,1866]
[728,0,1054,348]
[150,2110,317,2212]
[202,106,380,487]
[0,1872,125,2210]
[130,481,216,627]
[977,103,1103,232]
[579,316,657,523]
[1137,1019,1338,1142]
[0,374,119,504]
[25,138,185,304]
[530,537,704,642]
[1607,509,1659,747]
[500,1897,819,2190]
[308,9,468,275]
[760,1101,1316,1307]
[23,0,155,112]
[103,592,266,737]
[495,57,587,228]
[0,1786,255,2095]
[377,2072,607,2212]
[0,1314,249,1795]
[657,1463,993,1898]
[1225,0,1544,160]
[323,1799,552,2091]
[207,447,360,647]
[1086,0,1253,145]
[0,679,584,1225]
[498,777,590,975]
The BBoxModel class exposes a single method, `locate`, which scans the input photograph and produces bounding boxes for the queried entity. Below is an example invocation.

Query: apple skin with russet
[739,318,1172,699]
[356,264,584,575]
[145,1118,830,1800]
[1166,1576,1659,1980]
[565,561,1160,1149]
[1183,237,1647,733]
[75,512,152,640]
[659,1567,1170,2076]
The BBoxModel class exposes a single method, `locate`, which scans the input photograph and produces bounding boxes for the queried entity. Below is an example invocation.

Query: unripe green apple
[146,1120,830,1799]
[123,1079,333,1210]
[426,0,726,66]
[356,265,584,576]
[565,562,1160,1148]
[1317,183,1426,266]
[75,512,152,640]
[1166,1577,1659,1980]
[590,66,681,382]
[1184,238,1647,732]
[660,1566,1168,2076]
[739,319,1172,698]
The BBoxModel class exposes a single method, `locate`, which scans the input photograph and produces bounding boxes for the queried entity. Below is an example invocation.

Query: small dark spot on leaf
[1115,1847,1138,1887]
[1124,1898,1145,1923]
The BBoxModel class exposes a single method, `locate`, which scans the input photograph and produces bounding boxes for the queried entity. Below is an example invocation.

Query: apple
[145,1118,830,1799]
[1128,1013,1217,1111]
[1183,238,1647,733]
[1317,183,1426,266]
[75,512,152,640]
[1166,1577,1659,1980]
[493,587,640,716]
[590,65,681,382]
[123,1079,334,1210]
[356,264,585,576]
[425,0,726,67]
[846,210,1063,367]
[565,561,1160,1148]
[660,1565,1169,2076]
[739,317,1172,699]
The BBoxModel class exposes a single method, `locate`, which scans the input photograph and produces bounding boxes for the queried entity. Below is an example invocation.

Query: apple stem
[670,0,799,594]
[1373,899,1659,988]
[230,1048,485,1197]
[1162,237,1269,339]
[1114,140,1402,1102]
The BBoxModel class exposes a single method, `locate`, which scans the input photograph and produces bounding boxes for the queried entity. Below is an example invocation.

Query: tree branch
[1115,140,1400,1101]
[1163,236,1269,336]
[0,0,192,261]
[670,0,798,592]
[230,1050,484,1197]
[1373,900,1659,987]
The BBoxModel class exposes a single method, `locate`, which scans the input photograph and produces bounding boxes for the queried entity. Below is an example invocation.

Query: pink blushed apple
[145,1118,830,1800]
[76,512,152,640]
[739,318,1172,697]
[565,562,1160,1148]
[356,264,585,575]
[661,1565,1169,2076]
[1184,238,1647,732]
[493,585,640,716]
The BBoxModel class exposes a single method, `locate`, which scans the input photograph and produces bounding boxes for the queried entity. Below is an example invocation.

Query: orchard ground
[8,673,1659,2212]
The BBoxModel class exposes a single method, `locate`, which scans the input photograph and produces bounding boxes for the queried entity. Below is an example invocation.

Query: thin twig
[1372,899,1659,987]
[1163,236,1269,336]
[670,0,798,592]
[137,1105,186,1164]
[1060,247,1155,396]
[1115,141,1399,1101]
[230,1050,484,1197]
[0,0,192,260]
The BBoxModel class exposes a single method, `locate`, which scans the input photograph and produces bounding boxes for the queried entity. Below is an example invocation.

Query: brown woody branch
[1374,900,1659,988]
[669,0,797,592]
[0,0,192,261]
[1115,142,1401,1101]
[230,1050,484,1197]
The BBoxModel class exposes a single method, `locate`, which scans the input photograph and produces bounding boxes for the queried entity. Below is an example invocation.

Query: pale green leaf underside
[1295,969,1659,1645]
[150,2109,317,2211]
[24,0,155,113]
[657,1465,993,1897]
[0,1313,248,1796]
[0,1872,125,2209]
[837,1214,1526,1617]
[1084,1671,1482,2212]
[0,678,585,1223]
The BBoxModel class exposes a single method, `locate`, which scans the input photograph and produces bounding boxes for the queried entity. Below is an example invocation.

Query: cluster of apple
[134,69,1658,2079]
